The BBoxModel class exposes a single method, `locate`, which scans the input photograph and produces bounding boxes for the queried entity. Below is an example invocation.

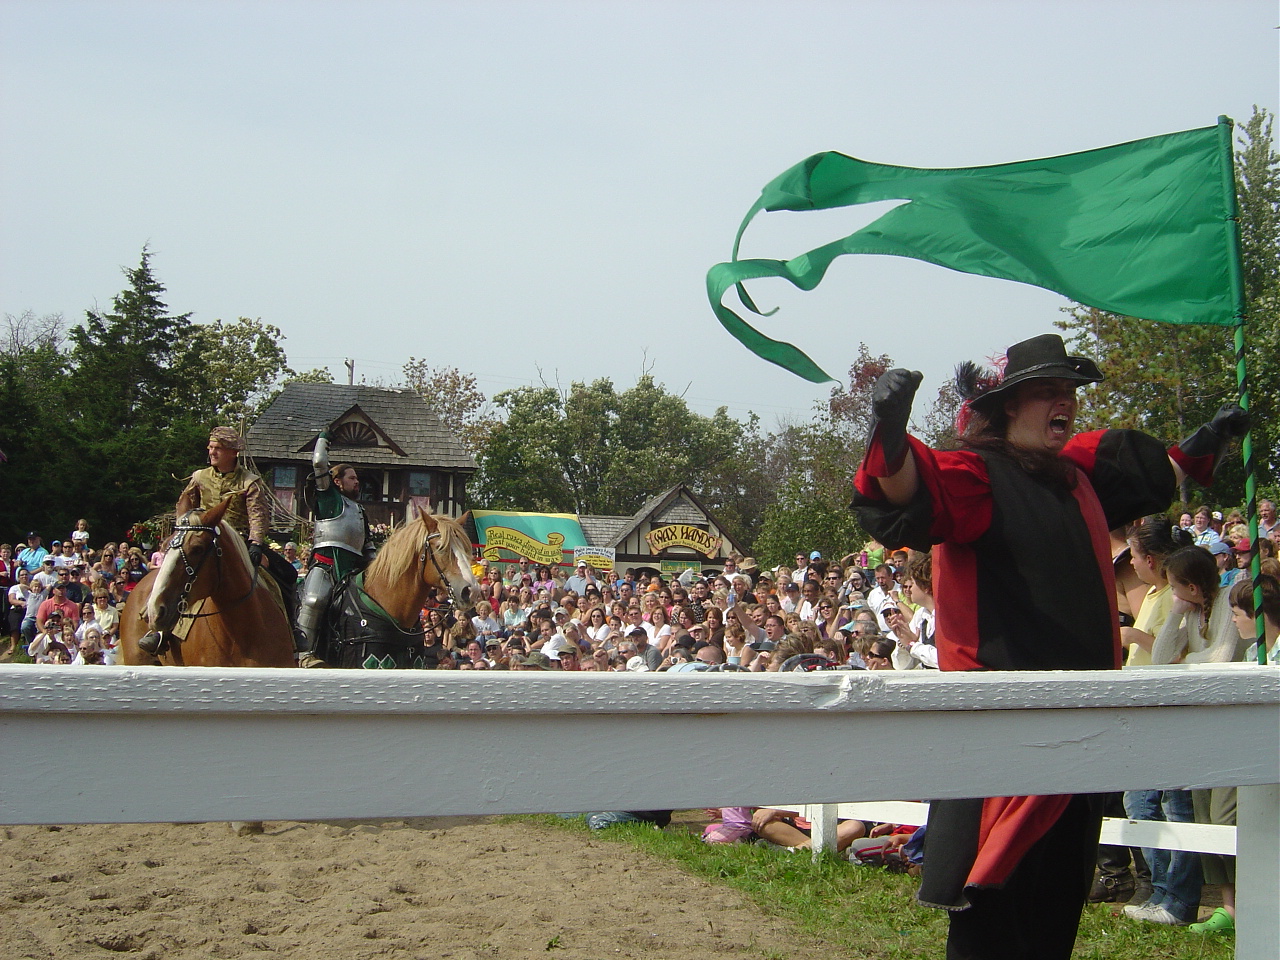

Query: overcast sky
[2,1,1275,427]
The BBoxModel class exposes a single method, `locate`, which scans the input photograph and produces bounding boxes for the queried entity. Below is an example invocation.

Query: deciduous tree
[402,360,499,458]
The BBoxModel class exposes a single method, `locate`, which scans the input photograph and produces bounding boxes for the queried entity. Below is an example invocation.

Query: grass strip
[519,814,1235,960]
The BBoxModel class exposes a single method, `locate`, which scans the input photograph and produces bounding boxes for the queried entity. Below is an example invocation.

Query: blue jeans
[1123,789,1202,922]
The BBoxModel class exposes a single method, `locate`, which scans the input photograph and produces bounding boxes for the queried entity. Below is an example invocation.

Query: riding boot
[294,629,326,668]
[137,630,163,654]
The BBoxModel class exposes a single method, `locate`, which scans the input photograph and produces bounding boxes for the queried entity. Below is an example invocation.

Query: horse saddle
[323,572,427,670]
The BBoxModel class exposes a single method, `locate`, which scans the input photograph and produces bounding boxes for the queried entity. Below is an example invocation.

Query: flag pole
[1217,115,1267,664]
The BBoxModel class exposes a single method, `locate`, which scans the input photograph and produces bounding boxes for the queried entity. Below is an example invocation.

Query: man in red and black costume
[852,333,1246,960]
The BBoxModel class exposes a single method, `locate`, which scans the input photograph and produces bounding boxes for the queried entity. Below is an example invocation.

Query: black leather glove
[247,541,264,568]
[868,369,924,475]
[1176,403,1249,485]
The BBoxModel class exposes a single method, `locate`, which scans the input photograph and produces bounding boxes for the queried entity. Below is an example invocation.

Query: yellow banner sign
[645,524,721,558]
[573,546,616,571]
[481,526,566,566]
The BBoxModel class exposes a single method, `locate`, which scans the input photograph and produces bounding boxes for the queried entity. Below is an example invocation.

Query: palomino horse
[320,511,477,669]
[120,497,294,668]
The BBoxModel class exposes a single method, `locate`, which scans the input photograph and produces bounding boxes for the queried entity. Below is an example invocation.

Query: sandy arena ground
[1,816,839,960]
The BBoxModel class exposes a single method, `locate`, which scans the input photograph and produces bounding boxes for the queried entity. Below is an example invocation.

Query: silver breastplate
[312,496,367,554]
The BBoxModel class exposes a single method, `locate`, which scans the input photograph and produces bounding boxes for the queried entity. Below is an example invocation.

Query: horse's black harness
[321,529,464,670]
[166,516,261,622]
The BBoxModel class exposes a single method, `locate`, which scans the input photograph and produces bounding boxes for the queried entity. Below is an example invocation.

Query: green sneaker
[1188,907,1234,934]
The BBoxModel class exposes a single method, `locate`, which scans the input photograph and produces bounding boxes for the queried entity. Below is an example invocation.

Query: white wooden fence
[765,801,1241,856]
[1,663,1276,957]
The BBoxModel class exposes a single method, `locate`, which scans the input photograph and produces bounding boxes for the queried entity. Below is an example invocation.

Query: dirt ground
[0,815,838,960]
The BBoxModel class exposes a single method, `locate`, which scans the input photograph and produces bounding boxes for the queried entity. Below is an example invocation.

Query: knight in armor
[139,426,297,654]
[294,429,375,667]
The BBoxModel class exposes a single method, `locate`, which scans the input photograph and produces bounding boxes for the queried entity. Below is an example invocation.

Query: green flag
[708,120,1242,382]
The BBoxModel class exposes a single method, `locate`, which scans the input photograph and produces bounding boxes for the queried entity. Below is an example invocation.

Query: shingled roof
[248,383,477,471]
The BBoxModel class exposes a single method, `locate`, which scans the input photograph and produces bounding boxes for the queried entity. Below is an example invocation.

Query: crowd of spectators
[400,545,945,674]
[2,523,156,665]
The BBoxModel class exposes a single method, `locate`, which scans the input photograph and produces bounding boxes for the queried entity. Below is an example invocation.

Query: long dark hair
[1130,518,1194,569]
[1163,546,1220,617]
[952,401,1078,490]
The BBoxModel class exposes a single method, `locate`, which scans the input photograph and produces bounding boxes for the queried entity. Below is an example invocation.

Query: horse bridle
[168,516,260,620]
[418,529,467,613]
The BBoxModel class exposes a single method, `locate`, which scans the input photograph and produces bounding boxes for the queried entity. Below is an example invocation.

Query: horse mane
[364,512,470,590]
[217,512,253,572]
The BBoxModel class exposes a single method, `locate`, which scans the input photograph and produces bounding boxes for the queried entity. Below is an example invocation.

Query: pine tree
[63,248,206,536]
[68,246,195,430]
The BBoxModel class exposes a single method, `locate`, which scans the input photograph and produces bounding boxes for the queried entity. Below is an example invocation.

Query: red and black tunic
[853,429,1176,907]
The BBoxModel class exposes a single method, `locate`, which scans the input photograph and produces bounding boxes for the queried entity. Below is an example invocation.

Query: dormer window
[332,421,378,447]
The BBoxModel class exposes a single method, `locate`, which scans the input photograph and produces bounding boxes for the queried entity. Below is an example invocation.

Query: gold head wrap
[208,426,245,451]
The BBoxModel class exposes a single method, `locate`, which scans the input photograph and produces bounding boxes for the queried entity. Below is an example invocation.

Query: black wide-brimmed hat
[961,334,1103,411]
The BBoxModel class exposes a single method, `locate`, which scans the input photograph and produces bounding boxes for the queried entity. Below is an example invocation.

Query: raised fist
[1207,403,1249,439]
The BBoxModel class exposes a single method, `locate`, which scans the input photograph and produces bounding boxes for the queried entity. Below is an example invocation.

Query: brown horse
[321,511,478,669]
[119,497,294,667]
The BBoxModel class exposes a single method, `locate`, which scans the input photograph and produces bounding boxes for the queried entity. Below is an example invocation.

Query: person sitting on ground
[864,637,896,670]
[37,579,80,630]
[1206,539,1240,588]
[470,600,503,643]
[814,635,845,665]
[750,631,812,672]
[751,807,867,854]
[73,628,106,665]
[813,597,846,640]
[28,612,66,662]
[864,563,901,633]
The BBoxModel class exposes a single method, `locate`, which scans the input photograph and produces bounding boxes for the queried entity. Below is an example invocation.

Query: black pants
[946,795,1101,960]
[1095,791,1149,882]
[261,545,299,624]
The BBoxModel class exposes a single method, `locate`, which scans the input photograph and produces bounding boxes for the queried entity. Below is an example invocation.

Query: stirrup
[137,631,163,654]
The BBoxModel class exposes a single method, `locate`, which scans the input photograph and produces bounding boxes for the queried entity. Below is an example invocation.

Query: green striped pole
[1218,116,1266,664]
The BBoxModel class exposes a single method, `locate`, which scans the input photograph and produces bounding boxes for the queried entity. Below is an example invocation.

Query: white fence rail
[1,663,1277,957]
[766,802,1239,855]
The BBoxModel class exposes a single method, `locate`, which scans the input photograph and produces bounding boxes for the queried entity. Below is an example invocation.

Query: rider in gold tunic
[138,427,294,654]
[182,427,271,548]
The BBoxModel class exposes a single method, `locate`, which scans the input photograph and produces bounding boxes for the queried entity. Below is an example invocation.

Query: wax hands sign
[645,524,721,558]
